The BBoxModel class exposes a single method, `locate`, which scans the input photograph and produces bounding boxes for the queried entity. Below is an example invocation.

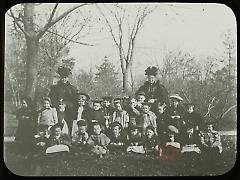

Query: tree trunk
[25,37,40,100]
[122,68,130,95]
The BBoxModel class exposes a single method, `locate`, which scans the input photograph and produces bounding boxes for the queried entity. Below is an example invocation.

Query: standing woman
[14,96,36,153]
[136,66,169,113]
[48,66,78,109]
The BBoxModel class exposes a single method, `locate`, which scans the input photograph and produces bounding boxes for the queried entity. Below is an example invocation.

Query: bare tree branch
[9,9,28,36]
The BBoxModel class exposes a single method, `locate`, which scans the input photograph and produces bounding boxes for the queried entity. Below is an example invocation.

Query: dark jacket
[49,81,78,108]
[136,80,169,106]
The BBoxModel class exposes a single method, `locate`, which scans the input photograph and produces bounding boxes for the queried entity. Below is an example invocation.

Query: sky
[5,3,237,77]
[67,3,236,76]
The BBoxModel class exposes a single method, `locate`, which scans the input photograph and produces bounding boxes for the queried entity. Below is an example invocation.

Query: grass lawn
[3,135,236,176]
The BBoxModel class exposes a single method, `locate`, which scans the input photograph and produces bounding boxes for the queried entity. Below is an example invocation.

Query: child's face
[157,104,166,114]
[93,102,101,111]
[114,103,122,111]
[112,126,120,136]
[54,127,62,136]
[130,128,138,136]
[43,100,51,109]
[103,100,110,107]
[171,100,179,107]
[207,124,213,132]
[39,129,47,137]
[187,106,194,113]
[22,100,28,108]
[137,95,145,103]
[78,98,85,106]
[129,98,137,107]
[60,77,68,83]
[142,105,150,114]
[93,125,101,135]
[146,129,154,138]
[58,103,66,112]
[78,125,87,134]
[187,128,194,135]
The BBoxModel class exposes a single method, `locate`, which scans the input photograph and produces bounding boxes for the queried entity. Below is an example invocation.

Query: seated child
[71,120,89,155]
[180,126,201,155]
[143,126,159,156]
[87,122,110,158]
[108,122,127,154]
[126,124,145,154]
[46,123,71,155]
[159,126,181,165]
[37,97,58,132]
[200,122,223,155]
[56,99,70,135]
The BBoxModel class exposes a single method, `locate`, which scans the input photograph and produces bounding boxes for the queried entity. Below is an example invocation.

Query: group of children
[14,91,223,165]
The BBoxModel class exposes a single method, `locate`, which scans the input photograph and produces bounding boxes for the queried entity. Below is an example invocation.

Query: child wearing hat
[92,99,106,128]
[87,122,110,158]
[37,97,58,133]
[101,96,115,128]
[139,102,158,136]
[126,124,145,154]
[135,91,146,109]
[71,120,89,155]
[47,123,71,154]
[108,122,127,154]
[143,125,159,156]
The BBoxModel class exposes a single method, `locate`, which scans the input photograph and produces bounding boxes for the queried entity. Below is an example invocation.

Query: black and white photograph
[3,3,237,176]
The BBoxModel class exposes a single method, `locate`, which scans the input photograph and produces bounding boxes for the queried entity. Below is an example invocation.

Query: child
[46,123,71,155]
[87,122,110,158]
[143,126,159,156]
[92,100,106,127]
[159,126,181,165]
[71,120,89,155]
[125,97,141,124]
[200,122,222,155]
[126,124,145,154]
[180,126,201,155]
[135,91,146,109]
[57,99,70,135]
[101,96,115,128]
[71,93,93,137]
[139,102,158,136]
[108,122,127,154]
[14,96,35,149]
[183,103,203,133]
[111,100,129,129]
[37,97,58,132]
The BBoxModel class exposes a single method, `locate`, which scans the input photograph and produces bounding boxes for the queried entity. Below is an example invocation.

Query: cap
[77,120,88,127]
[169,94,183,101]
[78,93,90,101]
[136,91,146,97]
[50,123,64,132]
[167,125,179,134]
[110,122,123,130]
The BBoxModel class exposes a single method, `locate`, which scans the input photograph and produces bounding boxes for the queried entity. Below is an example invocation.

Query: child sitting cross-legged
[143,125,159,156]
[71,120,89,155]
[46,123,71,156]
[108,122,127,155]
[87,122,110,158]
[126,124,145,154]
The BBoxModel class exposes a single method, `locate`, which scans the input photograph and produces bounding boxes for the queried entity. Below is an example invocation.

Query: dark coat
[48,81,78,108]
[183,111,203,131]
[136,80,169,106]
[101,106,115,116]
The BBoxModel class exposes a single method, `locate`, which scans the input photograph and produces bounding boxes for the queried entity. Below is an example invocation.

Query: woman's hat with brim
[145,66,158,76]
[57,66,72,78]
[77,93,90,101]
[50,123,64,133]
[169,94,183,101]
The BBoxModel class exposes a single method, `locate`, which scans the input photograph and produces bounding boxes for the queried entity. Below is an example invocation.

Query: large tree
[7,3,91,100]
[96,3,156,94]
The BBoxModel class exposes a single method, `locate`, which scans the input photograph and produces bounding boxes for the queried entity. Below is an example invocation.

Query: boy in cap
[87,122,110,158]
[143,125,159,156]
[92,99,105,127]
[101,96,115,127]
[48,66,77,109]
[135,91,146,109]
[37,97,58,133]
[126,124,145,154]
[108,122,127,154]
[71,120,89,155]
